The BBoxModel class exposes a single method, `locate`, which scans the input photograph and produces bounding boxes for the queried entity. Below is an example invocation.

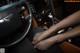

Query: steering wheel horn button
[0,14,13,23]
[3,14,13,22]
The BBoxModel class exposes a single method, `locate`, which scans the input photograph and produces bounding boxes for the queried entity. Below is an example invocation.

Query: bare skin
[34,25,80,50]
[32,10,80,45]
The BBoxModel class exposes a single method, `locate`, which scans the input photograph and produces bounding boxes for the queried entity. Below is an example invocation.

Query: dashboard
[28,0,80,48]
[0,0,80,48]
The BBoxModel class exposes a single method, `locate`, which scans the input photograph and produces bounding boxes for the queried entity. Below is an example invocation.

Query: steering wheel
[0,0,32,48]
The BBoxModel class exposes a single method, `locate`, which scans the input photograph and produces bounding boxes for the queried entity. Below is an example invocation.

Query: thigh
[27,27,44,41]
[7,38,37,53]
[28,27,64,53]
[37,44,64,53]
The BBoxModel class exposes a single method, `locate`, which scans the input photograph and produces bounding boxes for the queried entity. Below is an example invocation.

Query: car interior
[0,0,80,53]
